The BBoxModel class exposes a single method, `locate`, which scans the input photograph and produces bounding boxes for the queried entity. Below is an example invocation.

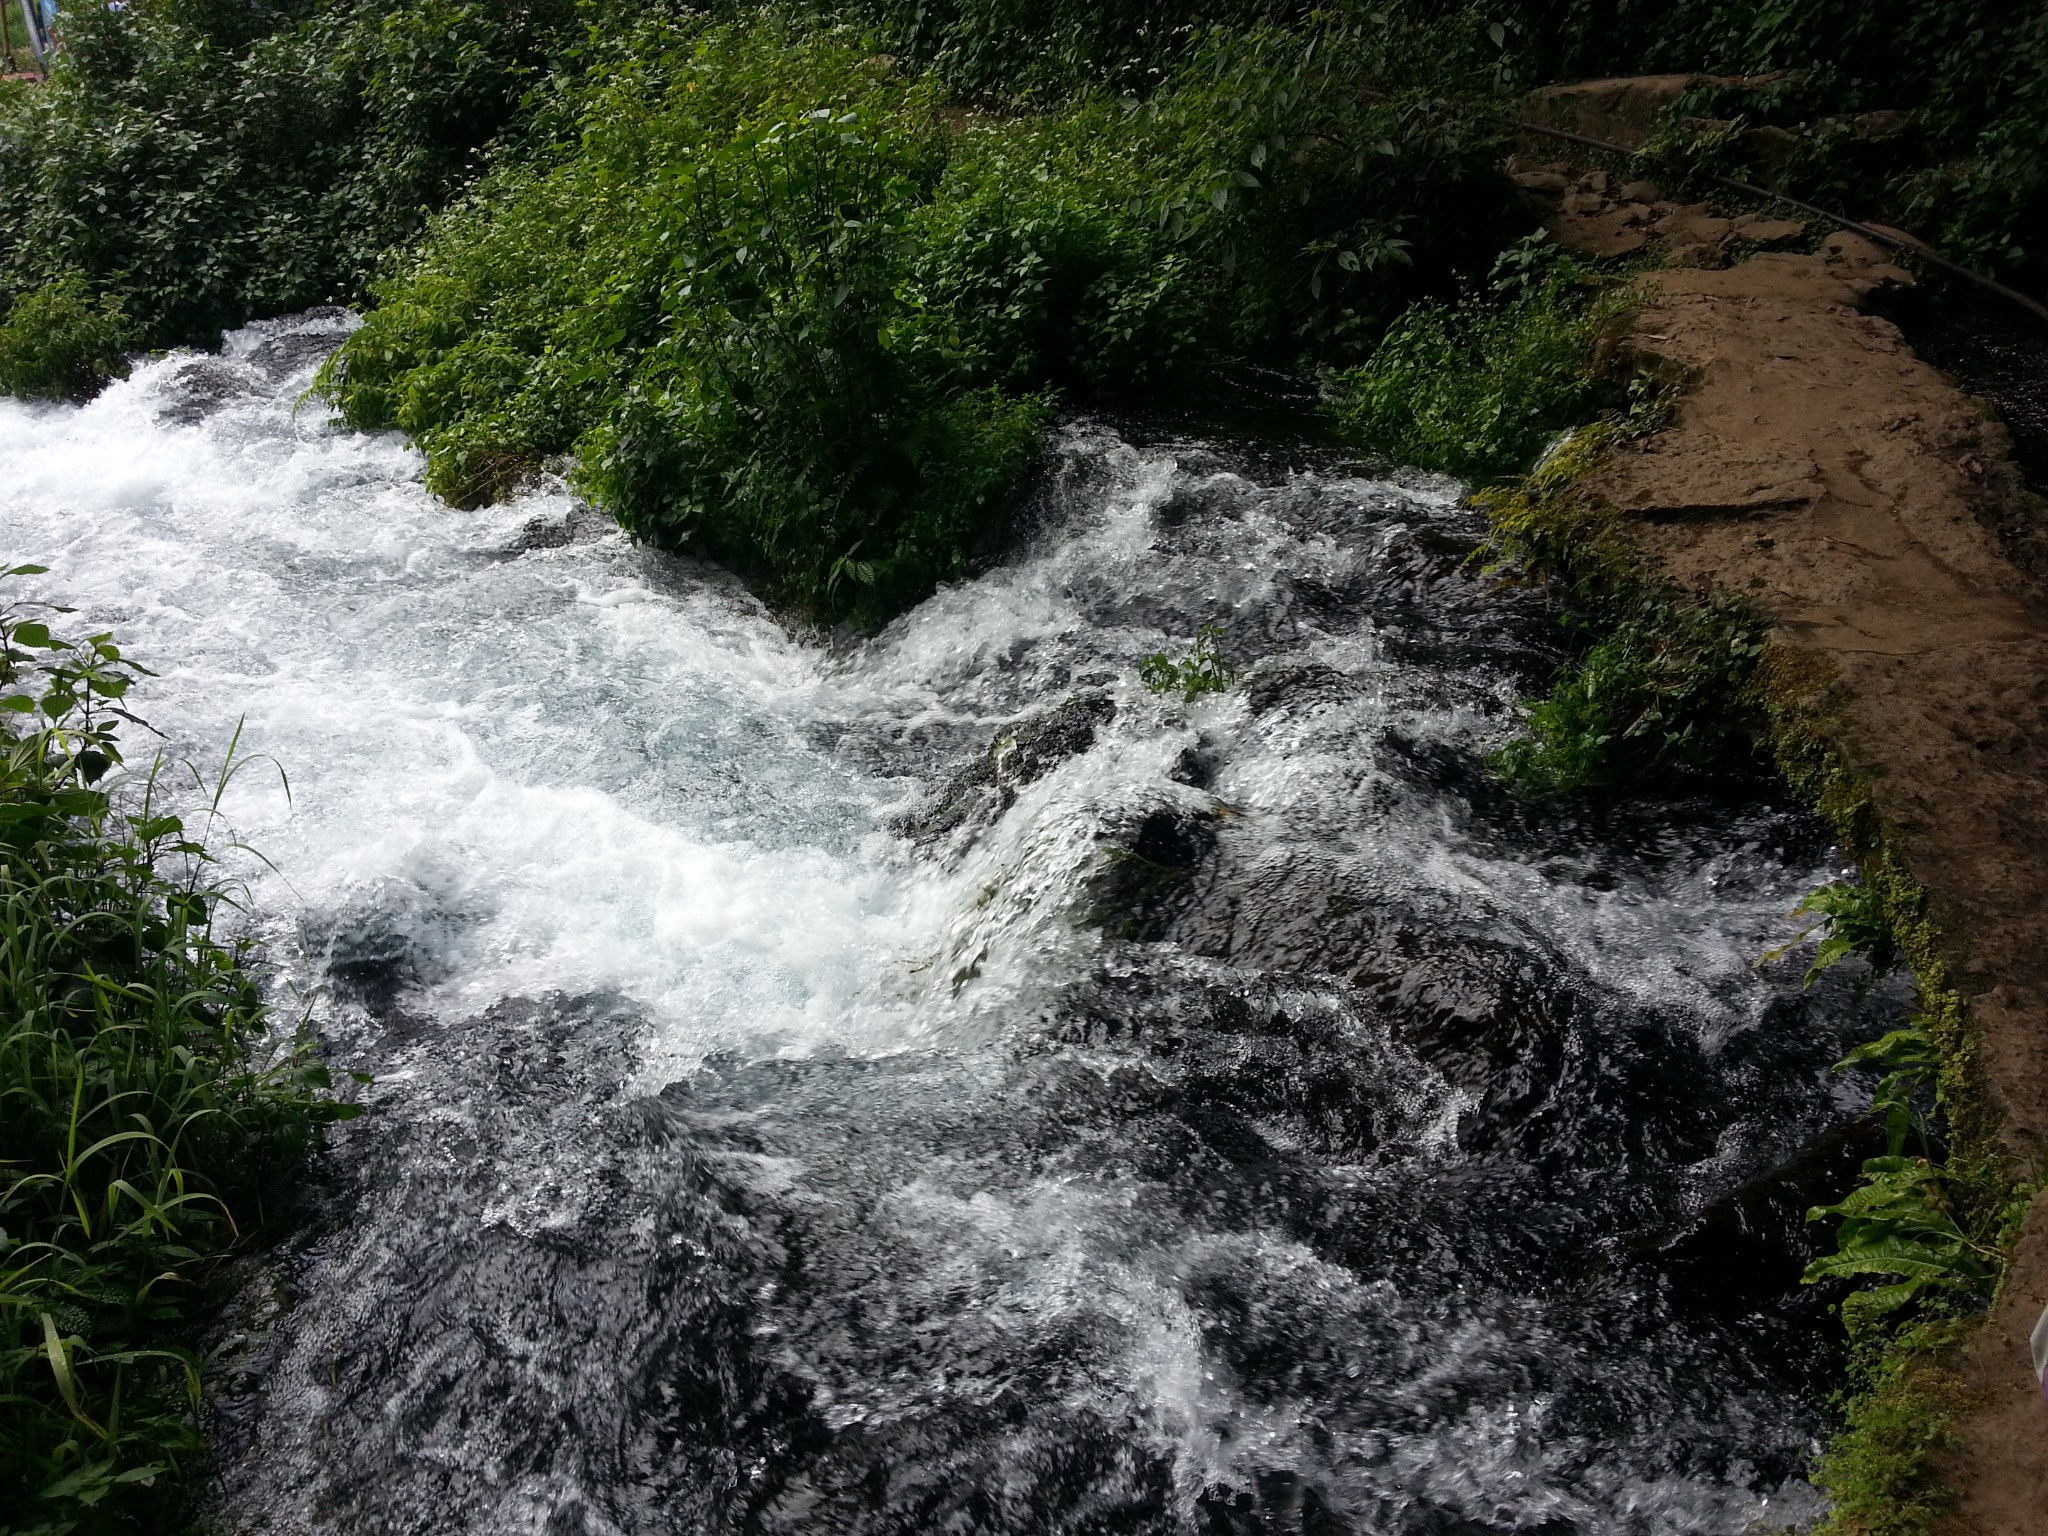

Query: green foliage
[1810,1318,1974,1536]
[774,0,1293,104]
[0,0,587,360]
[321,8,1521,620]
[1764,879,1903,991]
[0,569,354,1535]
[1804,1155,1998,1324]
[320,17,1041,620]
[1838,1023,1943,1159]
[0,278,131,403]
[1770,878,1997,1335]
[1631,113,1753,193]
[1505,0,2048,283]
[1327,237,1622,483]
[1139,625,1233,700]
[1490,592,1768,796]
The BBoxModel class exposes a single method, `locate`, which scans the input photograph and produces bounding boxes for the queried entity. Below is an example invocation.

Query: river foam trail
[0,312,1886,1534]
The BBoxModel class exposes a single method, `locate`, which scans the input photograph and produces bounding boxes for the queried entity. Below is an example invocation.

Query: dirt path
[1576,236,2048,1529]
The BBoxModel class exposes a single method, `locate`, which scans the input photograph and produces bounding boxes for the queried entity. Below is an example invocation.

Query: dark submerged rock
[893,690,1116,844]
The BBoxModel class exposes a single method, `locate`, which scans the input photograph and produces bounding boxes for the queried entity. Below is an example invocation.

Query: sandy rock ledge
[1579,237,2048,1531]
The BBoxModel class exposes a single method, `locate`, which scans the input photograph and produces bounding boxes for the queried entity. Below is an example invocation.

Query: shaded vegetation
[1753,662,2031,1536]
[1328,235,1626,483]
[1810,1317,1975,1536]
[1489,591,1769,795]
[0,570,353,1536]
[1324,240,1782,798]
[1515,0,2048,287]
[0,0,587,352]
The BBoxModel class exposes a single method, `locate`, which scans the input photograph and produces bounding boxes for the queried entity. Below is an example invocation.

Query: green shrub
[775,0,1312,104]
[1328,239,1621,483]
[1810,1319,1974,1536]
[0,277,131,402]
[321,16,1045,620]
[1470,423,1771,800]
[0,0,588,359]
[0,567,353,1535]
[1489,594,1770,795]
[321,8,1521,620]
[1139,625,1234,699]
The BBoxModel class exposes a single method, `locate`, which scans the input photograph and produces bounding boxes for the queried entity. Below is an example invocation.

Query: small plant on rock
[1139,624,1234,701]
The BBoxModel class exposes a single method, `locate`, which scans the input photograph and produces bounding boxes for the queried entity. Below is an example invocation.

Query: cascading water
[0,312,1892,1535]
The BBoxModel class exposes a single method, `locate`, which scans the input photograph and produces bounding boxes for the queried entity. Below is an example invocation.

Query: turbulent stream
[0,312,1896,1535]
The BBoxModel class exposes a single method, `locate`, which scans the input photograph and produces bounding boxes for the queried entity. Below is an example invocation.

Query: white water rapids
[0,312,1890,1534]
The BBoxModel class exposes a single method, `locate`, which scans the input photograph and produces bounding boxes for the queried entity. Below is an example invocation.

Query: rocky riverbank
[1522,144,2048,1526]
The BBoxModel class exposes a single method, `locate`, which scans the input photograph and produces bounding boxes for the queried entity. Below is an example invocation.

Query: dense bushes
[0,0,587,352]
[0,277,131,402]
[786,0,2048,287]
[1327,247,1783,797]
[779,0,1316,104]
[9,0,2038,622]
[319,7,1520,619]
[1507,0,2048,284]
[1489,592,1770,794]
[0,571,352,1535]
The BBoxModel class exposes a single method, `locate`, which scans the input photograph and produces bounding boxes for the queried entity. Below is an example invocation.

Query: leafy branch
[1139,624,1234,700]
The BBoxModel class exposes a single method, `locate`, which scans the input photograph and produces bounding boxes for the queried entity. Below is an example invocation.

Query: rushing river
[0,312,1892,1534]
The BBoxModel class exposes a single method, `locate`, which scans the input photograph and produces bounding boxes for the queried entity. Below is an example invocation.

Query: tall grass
[0,567,351,1536]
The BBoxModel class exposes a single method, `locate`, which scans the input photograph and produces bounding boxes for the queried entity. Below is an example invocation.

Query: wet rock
[1168,740,1222,789]
[242,306,354,379]
[1241,661,1353,716]
[1638,1114,1887,1312]
[505,504,610,554]
[893,690,1116,844]
[156,359,259,425]
[299,874,484,1011]
[1086,803,1219,940]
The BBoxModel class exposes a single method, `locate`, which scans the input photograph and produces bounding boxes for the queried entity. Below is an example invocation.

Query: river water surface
[0,313,1887,1534]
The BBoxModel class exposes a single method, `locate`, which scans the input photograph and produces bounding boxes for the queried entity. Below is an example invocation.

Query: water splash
[0,313,1881,1534]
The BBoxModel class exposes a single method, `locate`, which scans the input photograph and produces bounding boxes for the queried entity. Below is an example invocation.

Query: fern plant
[1804,1156,1999,1322]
